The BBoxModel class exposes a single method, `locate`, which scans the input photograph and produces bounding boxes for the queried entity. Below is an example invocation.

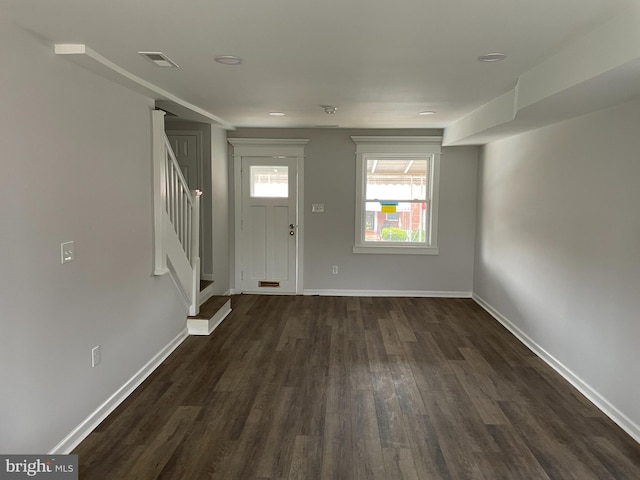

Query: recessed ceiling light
[321,105,338,114]
[269,112,286,116]
[419,110,436,115]
[214,55,244,65]
[478,52,507,62]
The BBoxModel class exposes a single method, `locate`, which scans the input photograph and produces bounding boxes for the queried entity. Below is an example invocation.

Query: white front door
[241,157,298,293]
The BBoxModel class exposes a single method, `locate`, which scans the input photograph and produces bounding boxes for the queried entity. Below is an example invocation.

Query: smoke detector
[321,105,338,114]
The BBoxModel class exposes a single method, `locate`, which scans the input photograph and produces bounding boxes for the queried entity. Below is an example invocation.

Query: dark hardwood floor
[74,295,640,479]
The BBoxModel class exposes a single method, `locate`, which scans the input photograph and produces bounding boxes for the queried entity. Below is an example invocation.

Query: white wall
[228,129,478,295]
[474,97,640,440]
[0,22,188,453]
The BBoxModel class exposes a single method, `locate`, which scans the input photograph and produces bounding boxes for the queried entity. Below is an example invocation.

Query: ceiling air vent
[138,51,179,68]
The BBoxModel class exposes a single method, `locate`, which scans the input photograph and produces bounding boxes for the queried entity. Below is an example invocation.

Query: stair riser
[187,300,231,335]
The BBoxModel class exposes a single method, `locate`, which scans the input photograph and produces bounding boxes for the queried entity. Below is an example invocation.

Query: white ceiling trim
[443,5,640,146]
[54,44,234,129]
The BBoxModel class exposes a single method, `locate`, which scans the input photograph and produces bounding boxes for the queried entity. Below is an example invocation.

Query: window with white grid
[352,137,441,255]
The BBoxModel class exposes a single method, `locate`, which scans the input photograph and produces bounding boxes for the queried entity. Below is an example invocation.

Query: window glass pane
[250,166,288,197]
[364,202,428,243]
[366,159,428,201]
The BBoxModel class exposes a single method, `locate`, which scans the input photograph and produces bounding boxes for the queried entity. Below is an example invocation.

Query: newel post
[189,190,202,316]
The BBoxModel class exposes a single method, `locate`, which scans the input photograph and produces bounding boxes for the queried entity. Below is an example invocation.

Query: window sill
[353,244,439,255]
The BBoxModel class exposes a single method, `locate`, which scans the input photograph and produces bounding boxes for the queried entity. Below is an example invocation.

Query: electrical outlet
[332,265,338,275]
[91,346,101,368]
[61,241,75,264]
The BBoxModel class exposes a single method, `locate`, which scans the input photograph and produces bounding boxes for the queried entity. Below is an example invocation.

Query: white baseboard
[304,289,472,298]
[188,300,232,335]
[49,328,189,454]
[201,273,214,281]
[472,293,640,445]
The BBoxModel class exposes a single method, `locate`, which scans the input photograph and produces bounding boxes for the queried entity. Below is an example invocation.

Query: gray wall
[228,129,479,294]
[0,23,187,452]
[474,97,640,434]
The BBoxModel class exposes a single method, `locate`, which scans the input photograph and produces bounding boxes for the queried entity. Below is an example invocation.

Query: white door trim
[229,138,309,294]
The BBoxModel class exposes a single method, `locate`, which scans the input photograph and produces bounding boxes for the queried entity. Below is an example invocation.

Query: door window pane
[250,166,288,197]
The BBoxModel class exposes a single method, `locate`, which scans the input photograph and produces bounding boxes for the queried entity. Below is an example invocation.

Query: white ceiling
[2,0,639,140]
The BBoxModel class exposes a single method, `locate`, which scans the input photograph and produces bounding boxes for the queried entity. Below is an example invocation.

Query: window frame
[352,136,442,255]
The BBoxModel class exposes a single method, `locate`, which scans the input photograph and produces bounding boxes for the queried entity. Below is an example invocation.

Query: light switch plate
[61,241,74,264]
[312,203,325,213]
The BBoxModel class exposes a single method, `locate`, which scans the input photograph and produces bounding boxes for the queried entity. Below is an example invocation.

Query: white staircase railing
[152,110,201,316]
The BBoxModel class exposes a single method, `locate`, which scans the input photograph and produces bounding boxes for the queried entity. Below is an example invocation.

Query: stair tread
[189,295,230,320]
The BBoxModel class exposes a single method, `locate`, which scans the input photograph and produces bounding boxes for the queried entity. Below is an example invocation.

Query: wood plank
[382,447,420,480]
[125,406,201,479]
[351,390,387,480]
[372,366,410,448]
[387,354,427,416]
[321,413,353,480]
[389,304,418,342]
[288,435,323,480]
